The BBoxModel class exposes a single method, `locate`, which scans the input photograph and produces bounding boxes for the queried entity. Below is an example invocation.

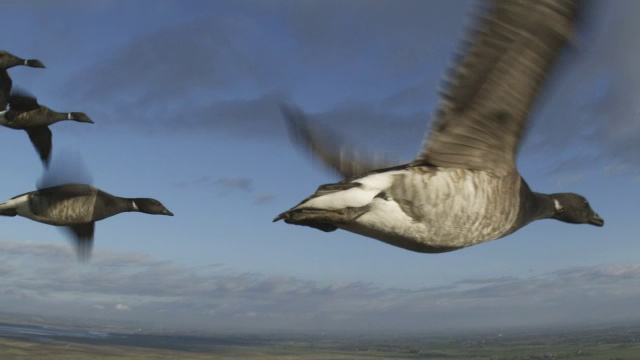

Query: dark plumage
[0,50,45,109]
[0,184,174,260]
[275,0,603,253]
[0,91,93,166]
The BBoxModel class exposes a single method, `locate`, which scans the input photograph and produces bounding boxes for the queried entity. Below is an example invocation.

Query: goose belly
[24,195,96,225]
[342,169,521,252]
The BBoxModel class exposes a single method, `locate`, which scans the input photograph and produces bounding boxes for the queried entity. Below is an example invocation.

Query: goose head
[551,193,604,227]
[68,112,94,123]
[0,50,45,69]
[132,198,174,216]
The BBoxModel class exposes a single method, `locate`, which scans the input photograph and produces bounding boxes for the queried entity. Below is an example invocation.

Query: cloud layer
[1,239,639,333]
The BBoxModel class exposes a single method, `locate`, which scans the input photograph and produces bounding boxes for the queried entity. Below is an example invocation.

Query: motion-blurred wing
[414,0,581,174]
[66,222,95,261]
[25,126,52,166]
[280,103,398,179]
[37,149,94,189]
[36,183,96,197]
[8,89,40,111]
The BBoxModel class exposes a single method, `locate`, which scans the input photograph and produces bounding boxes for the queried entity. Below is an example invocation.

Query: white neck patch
[24,60,28,66]
[553,198,563,212]
[132,200,139,211]
[67,112,73,120]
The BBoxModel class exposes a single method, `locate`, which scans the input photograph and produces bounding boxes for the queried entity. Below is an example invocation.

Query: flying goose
[0,184,174,260]
[274,0,603,253]
[0,51,45,109]
[0,91,93,167]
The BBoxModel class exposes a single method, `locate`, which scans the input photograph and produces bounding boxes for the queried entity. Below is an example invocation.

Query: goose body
[0,184,173,260]
[292,167,525,252]
[275,0,604,253]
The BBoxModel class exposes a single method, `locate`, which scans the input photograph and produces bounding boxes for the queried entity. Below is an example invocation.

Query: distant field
[1,325,640,359]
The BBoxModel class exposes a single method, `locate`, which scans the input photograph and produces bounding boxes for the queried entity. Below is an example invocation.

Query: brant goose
[0,91,93,166]
[274,0,603,253]
[0,184,173,260]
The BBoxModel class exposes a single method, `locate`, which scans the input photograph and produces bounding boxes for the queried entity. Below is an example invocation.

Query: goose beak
[163,209,174,216]
[589,214,604,227]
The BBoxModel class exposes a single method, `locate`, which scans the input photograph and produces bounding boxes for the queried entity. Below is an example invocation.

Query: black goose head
[68,112,94,124]
[0,50,45,69]
[133,198,174,216]
[551,193,604,227]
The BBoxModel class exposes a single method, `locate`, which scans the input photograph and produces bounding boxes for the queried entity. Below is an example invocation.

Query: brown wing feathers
[414,0,580,173]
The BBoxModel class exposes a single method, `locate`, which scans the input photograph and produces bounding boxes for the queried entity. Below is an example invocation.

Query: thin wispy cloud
[173,176,276,204]
[254,193,275,204]
[214,177,254,194]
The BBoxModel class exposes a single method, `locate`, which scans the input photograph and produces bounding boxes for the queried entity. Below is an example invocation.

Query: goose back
[24,184,99,225]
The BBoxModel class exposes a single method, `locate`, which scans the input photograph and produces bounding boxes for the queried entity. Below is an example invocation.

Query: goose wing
[25,126,53,166]
[280,104,397,179]
[35,183,96,196]
[66,222,95,261]
[414,0,581,174]
[8,89,40,111]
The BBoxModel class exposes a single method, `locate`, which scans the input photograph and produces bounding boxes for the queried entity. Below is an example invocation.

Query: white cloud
[0,239,639,332]
[115,304,131,311]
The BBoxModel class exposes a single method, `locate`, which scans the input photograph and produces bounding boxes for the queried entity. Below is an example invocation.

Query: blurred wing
[8,88,40,111]
[37,148,94,189]
[0,70,11,110]
[65,222,95,261]
[414,0,581,174]
[280,103,399,179]
[36,184,96,198]
[25,126,52,166]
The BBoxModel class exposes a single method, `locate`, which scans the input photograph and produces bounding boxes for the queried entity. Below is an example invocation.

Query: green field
[2,324,640,359]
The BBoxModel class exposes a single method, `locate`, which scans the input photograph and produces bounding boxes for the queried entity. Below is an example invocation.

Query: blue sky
[0,0,639,333]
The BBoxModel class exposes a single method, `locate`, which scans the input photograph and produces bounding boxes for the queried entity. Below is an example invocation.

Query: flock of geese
[1,0,603,261]
[0,52,173,260]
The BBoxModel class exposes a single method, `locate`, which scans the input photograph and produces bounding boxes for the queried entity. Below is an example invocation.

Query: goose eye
[583,200,589,207]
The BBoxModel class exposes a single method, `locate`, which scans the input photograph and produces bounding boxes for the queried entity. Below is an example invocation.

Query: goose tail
[0,208,17,217]
[273,207,340,232]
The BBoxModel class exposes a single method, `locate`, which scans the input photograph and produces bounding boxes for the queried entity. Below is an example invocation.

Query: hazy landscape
[1,313,639,359]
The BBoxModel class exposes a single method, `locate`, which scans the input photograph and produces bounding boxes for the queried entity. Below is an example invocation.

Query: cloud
[214,177,254,194]
[115,303,131,311]
[54,1,468,138]
[553,173,585,188]
[173,176,276,203]
[1,239,640,333]
[254,193,275,204]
